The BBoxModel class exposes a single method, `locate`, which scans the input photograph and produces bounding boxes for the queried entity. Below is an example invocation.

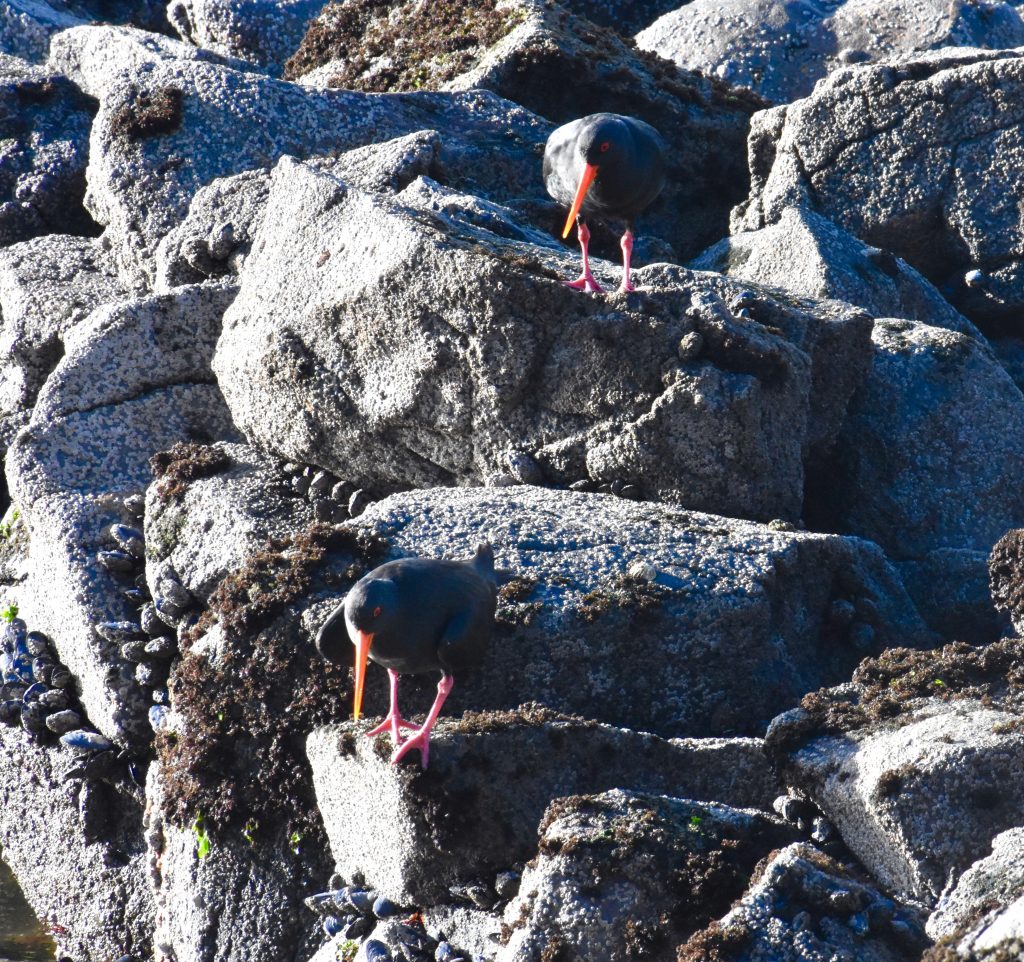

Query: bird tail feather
[471,542,496,582]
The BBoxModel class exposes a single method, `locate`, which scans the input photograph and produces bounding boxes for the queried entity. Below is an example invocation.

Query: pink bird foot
[389,674,454,770]
[618,228,636,293]
[564,221,604,294]
[364,669,418,743]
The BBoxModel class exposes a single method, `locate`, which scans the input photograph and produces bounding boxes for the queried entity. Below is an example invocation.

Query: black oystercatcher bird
[315,544,497,769]
[543,112,666,293]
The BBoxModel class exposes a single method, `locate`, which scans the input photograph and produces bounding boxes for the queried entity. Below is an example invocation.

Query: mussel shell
[346,889,376,916]
[45,709,82,735]
[97,550,136,573]
[39,689,69,712]
[364,941,392,962]
[21,702,47,734]
[122,587,148,605]
[322,916,342,938]
[60,729,114,753]
[96,621,145,645]
[148,705,169,732]
[123,493,145,518]
[120,641,149,663]
[31,656,54,685]
[22,682,47,704]
[135,662,166,688]
[157,578,191,609]
[144,636,177,660]
[1,619,27,652]
[109,524,145,559]
[343,915,374,940]
[49,666,74,689]
[0,700,22,725]
[372,895,401,919]
[83,749,119,780]
[12,654,32,684]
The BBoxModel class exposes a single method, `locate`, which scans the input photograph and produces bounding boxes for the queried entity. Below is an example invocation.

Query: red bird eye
[599,141,610,153]
[373,606,382,619]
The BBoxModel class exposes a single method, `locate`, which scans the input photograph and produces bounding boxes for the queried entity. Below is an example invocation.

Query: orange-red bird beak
[352,630,373,721]
[562,163,599,239]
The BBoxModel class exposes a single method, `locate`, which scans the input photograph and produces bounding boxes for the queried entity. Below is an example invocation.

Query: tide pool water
[0,857,54,962]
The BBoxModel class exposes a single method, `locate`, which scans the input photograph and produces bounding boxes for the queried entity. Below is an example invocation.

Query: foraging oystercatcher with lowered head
[543,112,666,293]
[315,544,497,769]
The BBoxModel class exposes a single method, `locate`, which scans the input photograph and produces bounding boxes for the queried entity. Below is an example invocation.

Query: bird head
[316,578,397,721]
[561,117,626,239]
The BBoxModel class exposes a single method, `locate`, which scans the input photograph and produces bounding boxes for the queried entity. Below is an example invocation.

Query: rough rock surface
[0,0,85,63]
[288,0,763,264]
[989,528,1024,637]
[215,157,876,523]
[499,789,796,962]
[84,53,550,284]
[767,639,1024,905]
[812,318,1024,639]
[153,129,441,291]
[733,47,1024,330]
[0,53,97,246]
[0,725,154,961]
[5,283,238,747]
[307,714,779,904]
[678,842,927,962]
[167,0,329,71]
[0,235,132,447]
[637,0,1024,104]
[690,206,980,338]
[145,761,329,962]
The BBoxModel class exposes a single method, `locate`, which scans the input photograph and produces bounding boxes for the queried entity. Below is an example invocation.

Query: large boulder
[637,0,1024,104]
[0,725,154,961]
[0,53,97,246]
[499,789,796,962]
[766,639,1024,906]
[167,0,329,72]
[690,206,980,338]
[733,48,1024,330]
[4,283,239,748]
[287,0,764,264]
[677,843,928,962]
[306,713,780,905]
[82,49,549,283]
[214,157,876,523]
[0,1,85,63]
[812,318,1024,639]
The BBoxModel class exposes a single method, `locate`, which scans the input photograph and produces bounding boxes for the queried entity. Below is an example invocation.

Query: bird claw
[365,712,417,739]
[564,275,604,293]
[391,728,431,769]
[618,280,636,293]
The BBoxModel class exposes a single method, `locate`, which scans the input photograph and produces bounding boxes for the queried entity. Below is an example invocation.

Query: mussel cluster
[96,493,189,734]
[283,462,374,521]
[0,616,82,740]
[305,883,400,942]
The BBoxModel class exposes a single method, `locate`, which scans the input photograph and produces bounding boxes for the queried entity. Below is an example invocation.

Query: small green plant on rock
[1,604,18,623]
[0,508,20,540]
[336,941,359,962]
[191,813,211,859]
[242,818,259,845]
[289,830,303,855]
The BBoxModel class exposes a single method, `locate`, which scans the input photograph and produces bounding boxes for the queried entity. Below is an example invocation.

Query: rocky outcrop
[733,47,1024,330]
[678,843,928,962]
[0,1,86,63]
[0,724,153,960]
[167,0,328,72]
[766,639,1024,905]
[5,283,238,748]
[637,0,1024,103]
[0,54,97,247]
[307,714,779,905]
[989,528,1024,637]
[690,206,980,339]
[500,789,796,962]
[215,157,876,523]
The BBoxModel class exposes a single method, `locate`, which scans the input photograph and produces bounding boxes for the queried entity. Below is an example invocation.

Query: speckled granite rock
[307,714,780,905]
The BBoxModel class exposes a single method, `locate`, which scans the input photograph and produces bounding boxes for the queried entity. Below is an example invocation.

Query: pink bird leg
[365,668,418,743]
[564,221,604,293]
[391,674,455,769]
[619,229,635,293]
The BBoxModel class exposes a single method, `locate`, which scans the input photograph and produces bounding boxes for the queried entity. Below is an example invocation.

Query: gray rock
[775,698,1024,905]
[690,206,980,338]
[307,713,782,904]
[733,47,1024,329]
[990,528,1024,636]
[145,442,315,601]
[637,0,1024,104]
[0,234,131,463]
[932,896,1024,961]
[145,760,329,962]
[83,54,550,284]
[678,842,927,962]
[929,828,1024,942]
[334,486,928,737]
[0,0,85,63]
[498,789,796,962]
[48,23,252,99]
[289,0,763,265]
[215,157,875,523]
[812,318,1024,640]
[0,53,97,245]
[4,283,239,746]
[154,129,441,291]
[0,724,153,960]
[421,905,501,959]
[167,0,328,72]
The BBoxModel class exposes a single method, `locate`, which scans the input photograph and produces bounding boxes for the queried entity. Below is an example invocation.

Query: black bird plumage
[316,544,497,768]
